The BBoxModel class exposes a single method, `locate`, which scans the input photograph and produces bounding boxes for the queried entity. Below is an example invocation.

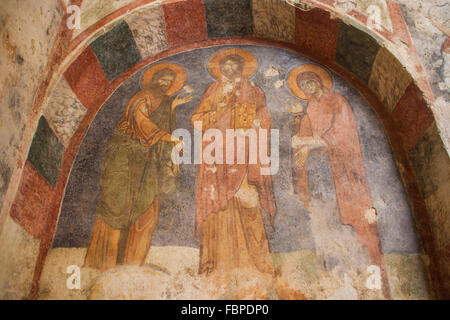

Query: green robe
[95,94,178,229]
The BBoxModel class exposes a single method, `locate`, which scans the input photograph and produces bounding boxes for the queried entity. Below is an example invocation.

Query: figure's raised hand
[172,93,193,110]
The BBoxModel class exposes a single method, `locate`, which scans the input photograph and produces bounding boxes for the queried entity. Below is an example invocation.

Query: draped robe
[192,77,276,275]
[292,89,388,295]
[84,89,178,270]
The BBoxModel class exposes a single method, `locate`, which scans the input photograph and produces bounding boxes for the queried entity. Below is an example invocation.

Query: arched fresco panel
[41,45,430,300]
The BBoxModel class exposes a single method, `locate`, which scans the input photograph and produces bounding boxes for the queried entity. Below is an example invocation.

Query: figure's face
[300,79,320,96]
[157,75,175,92]
[221,59,242,79]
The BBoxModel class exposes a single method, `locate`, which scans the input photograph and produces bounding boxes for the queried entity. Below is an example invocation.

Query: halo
[141,63,187,95]
[288,64,333,100]
[207,48,258,79]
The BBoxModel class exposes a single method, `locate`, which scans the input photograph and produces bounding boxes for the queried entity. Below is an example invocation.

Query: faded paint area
[204,0,254,38]
[423,170,450,252]
[423,178,450,294]
[73,0,136,39]
[307,198,371,275]
[38,247,101,300]
[384,254,432,300]
[399,0,450,151]
[409,123,450,294]
[399,0,449,96]
[42,76,87,147]
[0,0,63,208]
[252,0,295,43]
[0,215,40,299]
[409,124,450,202]
[354,0,393,32]
[273,251,381,300]
[40,247,429,300]
[125,4,169,60]
[432,96,450,151]
[334,0,392,32]
[40,247,211,299]
[368,47,412,113]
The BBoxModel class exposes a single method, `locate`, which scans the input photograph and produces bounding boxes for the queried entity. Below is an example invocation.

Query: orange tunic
[192,78,276,275]
[192,78,276,232]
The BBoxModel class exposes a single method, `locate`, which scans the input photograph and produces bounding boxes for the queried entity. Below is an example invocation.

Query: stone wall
[0,0,63,210]
[0,0,63,299]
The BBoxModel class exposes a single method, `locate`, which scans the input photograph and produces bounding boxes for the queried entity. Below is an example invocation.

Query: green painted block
[90,21,142,80]
[27,116,65,188]
[204,0,254,38]
[336,22,380,84]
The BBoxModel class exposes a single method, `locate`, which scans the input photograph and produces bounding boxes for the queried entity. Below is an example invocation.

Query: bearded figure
[84,63,191,270]
[191,49,277,277]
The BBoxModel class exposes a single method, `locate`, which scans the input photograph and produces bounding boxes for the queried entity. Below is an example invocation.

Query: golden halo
[288,64,333,100]
[207,48,258,79]
[141,63,187,95]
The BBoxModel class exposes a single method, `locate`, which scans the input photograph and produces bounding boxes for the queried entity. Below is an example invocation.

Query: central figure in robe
[191,49,277,276]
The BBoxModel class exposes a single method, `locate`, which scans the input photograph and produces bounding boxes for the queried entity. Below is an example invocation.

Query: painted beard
[150,83,171,97]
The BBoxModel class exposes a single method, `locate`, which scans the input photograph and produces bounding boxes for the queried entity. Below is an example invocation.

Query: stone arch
[2,0,448,299]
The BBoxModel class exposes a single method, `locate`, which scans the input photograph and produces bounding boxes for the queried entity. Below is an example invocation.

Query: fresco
[42,45,429,300]
[440,37,450,94]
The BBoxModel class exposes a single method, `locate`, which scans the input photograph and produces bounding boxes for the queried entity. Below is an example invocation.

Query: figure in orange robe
[288,65,390,298]
[191,49,276,277]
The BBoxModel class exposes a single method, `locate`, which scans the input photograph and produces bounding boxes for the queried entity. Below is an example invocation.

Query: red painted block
[392,83,435,151]
[163,0,208,49]
[295,8,339,62]
[10,161,55,239]
[64,46,110,108]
